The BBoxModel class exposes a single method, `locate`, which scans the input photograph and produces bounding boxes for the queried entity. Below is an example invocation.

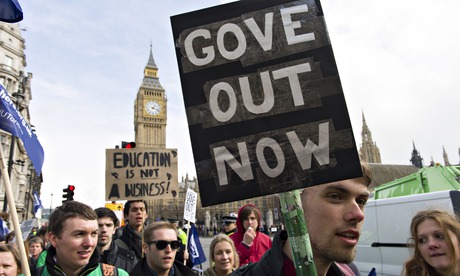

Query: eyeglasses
[146,240,181,250]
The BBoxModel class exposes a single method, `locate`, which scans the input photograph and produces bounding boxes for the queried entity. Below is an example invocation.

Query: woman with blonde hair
[404,209,460,276]
[204,234,239,276]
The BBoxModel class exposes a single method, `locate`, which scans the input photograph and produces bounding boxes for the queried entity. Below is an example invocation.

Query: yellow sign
[105,202,125,226]
[105,203,123,212]
[105,148,179,201]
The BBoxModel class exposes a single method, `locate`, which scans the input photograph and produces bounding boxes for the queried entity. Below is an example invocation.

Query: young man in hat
[222,212,238,236]
[168,219,192,268]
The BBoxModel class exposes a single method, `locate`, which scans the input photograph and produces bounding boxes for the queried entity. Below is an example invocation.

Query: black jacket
[99,241,137,273]
[131,258,195,276]
[231,230,349,276]
[115,224,143,261]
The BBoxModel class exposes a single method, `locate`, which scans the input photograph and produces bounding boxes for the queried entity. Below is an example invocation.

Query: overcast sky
[18,0,459,209]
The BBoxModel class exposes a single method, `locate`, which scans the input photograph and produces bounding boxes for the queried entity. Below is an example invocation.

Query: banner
[0,84,44,175]
[0,0,23,23]
[105,148,178,201]
[187,223,206,265]
[171,0,362,206]
[33,191,44,218]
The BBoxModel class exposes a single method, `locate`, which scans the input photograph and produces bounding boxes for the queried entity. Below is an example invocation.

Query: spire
[443,146,451,166]
[359,112,381,163]
[147,42,158,69]
[410,140,423,168]
[141,44,162,89]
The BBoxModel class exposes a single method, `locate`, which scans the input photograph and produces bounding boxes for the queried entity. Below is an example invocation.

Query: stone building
[0,22,42,221]
[132,47,280,230]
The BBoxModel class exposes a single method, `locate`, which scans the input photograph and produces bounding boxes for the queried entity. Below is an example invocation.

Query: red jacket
[230,204,272,266]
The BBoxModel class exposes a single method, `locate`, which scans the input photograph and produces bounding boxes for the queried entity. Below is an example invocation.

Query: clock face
[145,100,161,116]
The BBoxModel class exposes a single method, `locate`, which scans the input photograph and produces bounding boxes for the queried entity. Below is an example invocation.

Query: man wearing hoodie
[230,204,272,266]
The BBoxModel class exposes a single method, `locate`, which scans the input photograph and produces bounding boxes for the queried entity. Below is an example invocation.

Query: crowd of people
[2,160,460,275]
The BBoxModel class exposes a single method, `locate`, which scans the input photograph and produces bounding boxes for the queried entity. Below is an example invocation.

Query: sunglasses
[146,240,181,250]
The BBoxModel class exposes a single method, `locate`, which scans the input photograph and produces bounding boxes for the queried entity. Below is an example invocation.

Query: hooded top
[230,204,272,266]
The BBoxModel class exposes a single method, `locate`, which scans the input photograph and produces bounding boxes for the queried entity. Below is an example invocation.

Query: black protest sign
[105,148,178,201]
[171,0,362,207]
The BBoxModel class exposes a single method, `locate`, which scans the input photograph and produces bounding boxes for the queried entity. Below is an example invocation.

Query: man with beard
[232,161,372,276]
[115,200,148,261]
[95,207,137,272]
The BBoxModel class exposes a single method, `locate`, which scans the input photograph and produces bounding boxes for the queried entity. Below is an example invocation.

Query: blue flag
[368,268,377,276]
[187,223,206,265]
[0,84,44,175]
[33,191,43,215]
[0,0,23,23]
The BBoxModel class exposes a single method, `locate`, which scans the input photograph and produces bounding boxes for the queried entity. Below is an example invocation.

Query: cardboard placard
[105,148,178,201]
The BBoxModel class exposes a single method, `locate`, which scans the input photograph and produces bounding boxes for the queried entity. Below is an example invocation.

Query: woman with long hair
[404,209,460,275]
[204,234,239,276]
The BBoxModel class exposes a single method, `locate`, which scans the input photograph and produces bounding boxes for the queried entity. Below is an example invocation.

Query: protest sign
[183,188,197,223]
[105,202,124,226]
[171,0,362,206]
[105,148,178,201]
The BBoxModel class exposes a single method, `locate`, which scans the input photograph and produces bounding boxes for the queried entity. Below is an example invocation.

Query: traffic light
[62,185,75,203]
[121,141,136,148]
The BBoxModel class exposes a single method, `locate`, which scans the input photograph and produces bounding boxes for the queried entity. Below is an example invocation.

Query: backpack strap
[100,263,118,276]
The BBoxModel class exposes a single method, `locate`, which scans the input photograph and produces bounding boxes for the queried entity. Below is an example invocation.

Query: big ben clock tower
[134,46,167,148]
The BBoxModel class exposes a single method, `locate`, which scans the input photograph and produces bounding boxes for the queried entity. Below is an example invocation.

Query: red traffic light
[122,141,136,148]
[62,185,75,202]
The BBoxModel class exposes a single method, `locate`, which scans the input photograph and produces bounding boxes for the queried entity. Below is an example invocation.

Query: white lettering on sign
[214,122,330,185]
[217,23,247,60]
[280,5,315,45]
[272,63,312,107]
[183,4,314,67]
[244,12,274,51]
[209,62,312,123]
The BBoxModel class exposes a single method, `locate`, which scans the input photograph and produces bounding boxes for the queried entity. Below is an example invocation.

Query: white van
[355,190,460,276]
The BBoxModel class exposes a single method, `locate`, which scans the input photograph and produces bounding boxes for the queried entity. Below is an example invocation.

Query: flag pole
[279,190,317,276]
[183,220,190,265]
[0,142,31,276]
